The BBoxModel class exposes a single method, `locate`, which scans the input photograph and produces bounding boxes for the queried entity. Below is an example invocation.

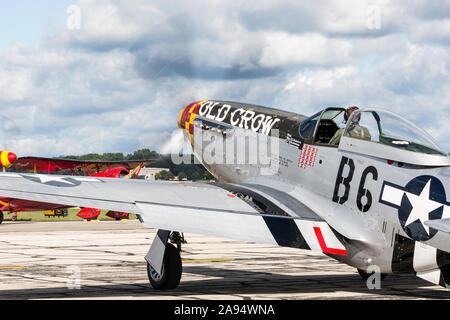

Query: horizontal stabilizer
[424,219,450,234]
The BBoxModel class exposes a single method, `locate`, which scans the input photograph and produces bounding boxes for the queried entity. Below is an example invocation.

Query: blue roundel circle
[398,175,446,241]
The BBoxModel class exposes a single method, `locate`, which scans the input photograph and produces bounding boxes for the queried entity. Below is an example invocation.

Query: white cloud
[409,19,450,45]
[259,32,352,67]
[0,0,448,157]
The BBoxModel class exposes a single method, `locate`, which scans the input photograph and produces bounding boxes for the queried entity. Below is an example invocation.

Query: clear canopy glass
[299,109,346,140]
[344,109,446,156]
[299,111,321,140]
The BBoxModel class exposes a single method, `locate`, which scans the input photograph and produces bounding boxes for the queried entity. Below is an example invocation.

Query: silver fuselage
[185,100,450,274]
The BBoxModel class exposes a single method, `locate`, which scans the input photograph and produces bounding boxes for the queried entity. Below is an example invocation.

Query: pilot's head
[344,106,359,122]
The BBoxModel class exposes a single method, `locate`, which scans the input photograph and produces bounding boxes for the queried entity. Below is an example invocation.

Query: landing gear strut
[145,230,183,290]
[169,231,187,252]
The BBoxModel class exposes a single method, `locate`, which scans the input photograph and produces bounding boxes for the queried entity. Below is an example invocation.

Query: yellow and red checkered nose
[178,101,205,144]
[177,103,193,130]
[0,151,17,168]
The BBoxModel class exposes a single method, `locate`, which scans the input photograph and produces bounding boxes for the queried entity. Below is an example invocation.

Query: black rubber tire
[357,268,388,280]
[147,243,182,290]
[0,211,3,224]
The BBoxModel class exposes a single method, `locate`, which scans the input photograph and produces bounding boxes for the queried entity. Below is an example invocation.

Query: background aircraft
[0,157,156,222]
[0,100,448,292]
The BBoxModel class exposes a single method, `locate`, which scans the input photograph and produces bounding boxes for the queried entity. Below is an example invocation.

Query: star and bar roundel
[380,175,449,241]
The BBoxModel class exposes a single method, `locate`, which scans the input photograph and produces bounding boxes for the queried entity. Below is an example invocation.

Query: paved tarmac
[0,220,449,300]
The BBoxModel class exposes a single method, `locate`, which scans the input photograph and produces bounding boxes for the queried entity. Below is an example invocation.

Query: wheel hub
[149,264,164,282]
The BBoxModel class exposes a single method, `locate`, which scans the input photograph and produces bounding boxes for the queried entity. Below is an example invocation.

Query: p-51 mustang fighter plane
[0,100,449,290]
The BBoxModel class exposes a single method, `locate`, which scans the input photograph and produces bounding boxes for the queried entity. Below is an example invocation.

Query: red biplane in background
[0,156,156,223]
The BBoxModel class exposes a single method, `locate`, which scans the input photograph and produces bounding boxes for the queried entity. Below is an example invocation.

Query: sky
[0,0,448,156]
[0,1,74,48]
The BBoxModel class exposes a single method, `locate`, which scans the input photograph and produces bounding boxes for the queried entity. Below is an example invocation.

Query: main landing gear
[145,230,185,290]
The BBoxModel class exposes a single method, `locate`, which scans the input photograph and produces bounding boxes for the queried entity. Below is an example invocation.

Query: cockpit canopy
[299,107,448,166]
[299,108,346,143]
[344,109,446,156]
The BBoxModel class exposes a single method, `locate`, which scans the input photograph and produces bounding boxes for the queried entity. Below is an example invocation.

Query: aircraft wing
[0,197,70,211]
[0,172,347,255]
[11,157,158,173]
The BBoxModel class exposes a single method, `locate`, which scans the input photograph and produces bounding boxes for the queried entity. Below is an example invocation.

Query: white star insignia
[381,178,449,238]
[37,175,76,185]
[404,180,444,235]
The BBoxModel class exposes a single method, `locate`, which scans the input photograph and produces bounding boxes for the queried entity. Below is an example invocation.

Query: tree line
[59,149,160,162]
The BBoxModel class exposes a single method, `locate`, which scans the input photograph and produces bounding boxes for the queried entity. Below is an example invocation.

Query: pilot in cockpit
[329,106,371,145]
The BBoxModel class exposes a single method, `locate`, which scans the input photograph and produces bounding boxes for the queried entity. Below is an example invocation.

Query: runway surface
[0,220,449,300]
